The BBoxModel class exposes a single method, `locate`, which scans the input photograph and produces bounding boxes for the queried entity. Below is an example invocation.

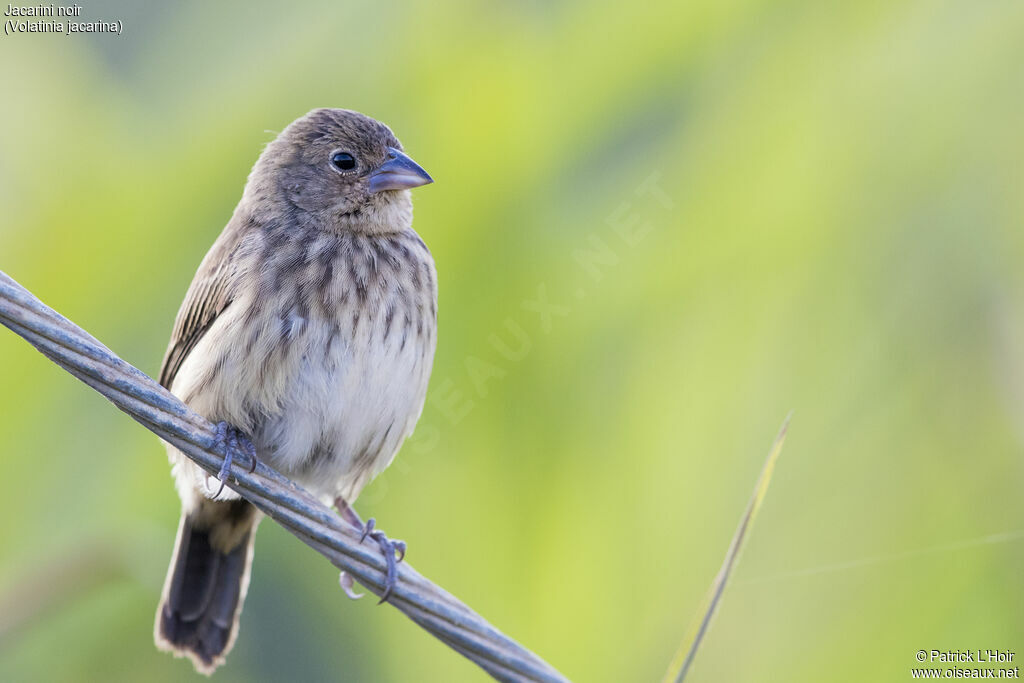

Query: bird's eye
[331,152,356,171]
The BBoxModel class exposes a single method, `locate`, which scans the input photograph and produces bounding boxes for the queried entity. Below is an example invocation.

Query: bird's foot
[360,518,407,603]
[207,421,259,498]
[335,498,406,604]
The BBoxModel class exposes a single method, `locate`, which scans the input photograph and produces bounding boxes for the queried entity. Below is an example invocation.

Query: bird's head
[246,108,433,234]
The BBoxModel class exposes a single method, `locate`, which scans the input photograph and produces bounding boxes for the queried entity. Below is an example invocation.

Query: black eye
[331,152,356,171]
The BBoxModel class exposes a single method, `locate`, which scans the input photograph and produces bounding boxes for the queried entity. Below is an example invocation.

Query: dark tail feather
[155,500,258,674]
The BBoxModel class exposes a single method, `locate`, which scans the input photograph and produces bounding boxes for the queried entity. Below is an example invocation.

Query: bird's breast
[174,228,437,501]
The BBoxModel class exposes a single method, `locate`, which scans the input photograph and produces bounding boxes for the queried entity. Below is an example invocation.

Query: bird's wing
[158,229,243,390]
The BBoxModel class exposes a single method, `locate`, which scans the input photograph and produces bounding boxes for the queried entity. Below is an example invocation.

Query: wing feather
[158,226,246,390]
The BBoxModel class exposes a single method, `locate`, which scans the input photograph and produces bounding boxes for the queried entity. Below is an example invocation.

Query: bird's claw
[391,539,407,563]
[335,528,404,603]
[362,521,404,604]
[334,500,405,604]
[208,421,259,498]
[359,517,375,543]
[339,571,364,600]
[243,437,258,473]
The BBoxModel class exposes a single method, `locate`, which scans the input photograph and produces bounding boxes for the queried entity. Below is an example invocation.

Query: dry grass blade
[662,413,792,683]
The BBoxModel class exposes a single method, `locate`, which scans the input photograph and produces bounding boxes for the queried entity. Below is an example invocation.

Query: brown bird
[153,108,436,674]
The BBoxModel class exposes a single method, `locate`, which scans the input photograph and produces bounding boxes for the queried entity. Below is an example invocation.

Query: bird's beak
[369,147,433,193]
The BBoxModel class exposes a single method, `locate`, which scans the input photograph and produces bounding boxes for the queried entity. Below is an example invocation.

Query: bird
[153,108,437,674]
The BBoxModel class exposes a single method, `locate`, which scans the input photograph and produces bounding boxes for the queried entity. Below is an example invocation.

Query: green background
[2,1,1023,681]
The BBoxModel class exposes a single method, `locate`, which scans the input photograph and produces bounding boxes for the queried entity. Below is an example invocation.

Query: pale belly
[251,312,434,500]
[168,288,435,507]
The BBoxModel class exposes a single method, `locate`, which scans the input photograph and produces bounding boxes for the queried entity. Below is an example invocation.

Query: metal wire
[0,269,568,683]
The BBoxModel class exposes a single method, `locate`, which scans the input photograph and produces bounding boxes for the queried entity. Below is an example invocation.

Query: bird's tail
[155,499,259,675]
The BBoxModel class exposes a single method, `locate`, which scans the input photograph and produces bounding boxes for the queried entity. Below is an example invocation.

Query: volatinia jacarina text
[153,109,436,673]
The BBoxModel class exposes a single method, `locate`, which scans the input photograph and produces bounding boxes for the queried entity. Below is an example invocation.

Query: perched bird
[153,108,436,674]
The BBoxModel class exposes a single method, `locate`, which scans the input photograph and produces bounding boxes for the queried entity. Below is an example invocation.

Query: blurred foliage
[2,0,1024,681]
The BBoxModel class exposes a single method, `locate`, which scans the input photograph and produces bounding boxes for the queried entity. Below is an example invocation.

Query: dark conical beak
[368,147,433,193]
